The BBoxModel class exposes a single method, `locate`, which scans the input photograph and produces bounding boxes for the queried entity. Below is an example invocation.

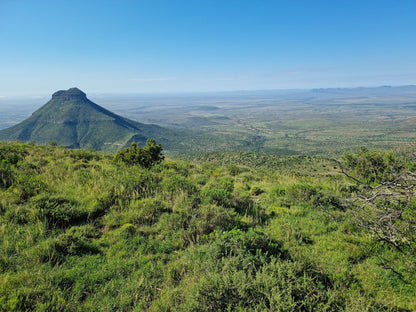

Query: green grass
[0,141,415,310]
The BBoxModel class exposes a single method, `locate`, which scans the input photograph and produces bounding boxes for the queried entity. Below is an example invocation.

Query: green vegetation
[2,86,416,158]
[114,139,164,168]
[102,86,416,156]
[342,147,416,271]
[1,141,415,311]
[0,88,178,154]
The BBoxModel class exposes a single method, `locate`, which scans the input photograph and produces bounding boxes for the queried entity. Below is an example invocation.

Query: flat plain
[2,86,416,156]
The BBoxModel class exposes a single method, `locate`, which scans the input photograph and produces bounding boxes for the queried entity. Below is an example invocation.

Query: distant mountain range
[0,88,174,152]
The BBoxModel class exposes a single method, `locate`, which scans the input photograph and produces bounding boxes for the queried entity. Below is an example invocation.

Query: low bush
[45,225,100,264]
[0,162,14,189]
[30,194,88,229]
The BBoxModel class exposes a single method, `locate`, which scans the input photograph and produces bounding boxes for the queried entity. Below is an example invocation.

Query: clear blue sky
[0,0,415,96]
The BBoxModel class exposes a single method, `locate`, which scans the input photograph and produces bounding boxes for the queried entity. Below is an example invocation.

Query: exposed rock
[52,87,87,101]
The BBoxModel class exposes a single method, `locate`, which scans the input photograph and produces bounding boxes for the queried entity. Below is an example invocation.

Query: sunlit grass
[0,141,414,310]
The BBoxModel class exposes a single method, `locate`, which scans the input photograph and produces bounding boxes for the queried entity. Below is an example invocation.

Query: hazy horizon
[1,0,415,97]
[1,84,415,100]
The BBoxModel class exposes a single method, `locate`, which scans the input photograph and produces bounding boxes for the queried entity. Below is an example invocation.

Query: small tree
[113,138,164,168]
[341,147,416,259]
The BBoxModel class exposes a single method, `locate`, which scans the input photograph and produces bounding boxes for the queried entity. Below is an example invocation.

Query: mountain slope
[0,88,171,152]
[1,141,414,310]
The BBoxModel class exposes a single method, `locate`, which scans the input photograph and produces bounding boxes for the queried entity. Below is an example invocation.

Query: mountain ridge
[0,88,170,152]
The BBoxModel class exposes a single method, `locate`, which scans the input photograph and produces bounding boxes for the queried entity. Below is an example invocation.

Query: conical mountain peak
[52,87,87,101]
[0,88,171,152]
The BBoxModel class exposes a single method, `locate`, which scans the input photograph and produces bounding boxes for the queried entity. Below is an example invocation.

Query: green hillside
[1,141,415,311]
[0,88,172,153]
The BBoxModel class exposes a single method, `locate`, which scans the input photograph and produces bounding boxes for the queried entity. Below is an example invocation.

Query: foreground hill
[0,88,173,152]
[1,141,415,311]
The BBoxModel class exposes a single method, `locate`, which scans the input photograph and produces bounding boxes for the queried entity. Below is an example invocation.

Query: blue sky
[0,0,415,96]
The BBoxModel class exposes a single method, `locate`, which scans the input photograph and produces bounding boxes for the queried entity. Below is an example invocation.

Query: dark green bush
[183,204,238,244]
[4,204,39,225]
[312,191,344,211]
[161,174,198,195]
[14,174,46,202]
[343,146,403,184]
[202,187,232,207]
[30,194,88,229]
[189,258,344,312]
[116,169,158,200]
[70,149,98,161]
[208,229,286,269]
[0,144,24,165]
[287,183,319,202]
[159,231,345,311]
[201,176,234,206]
[0,162,14,189]
[270,186,286,196]
[251,185,265,196]
[133,198,169,226]
[45,225,100,264]
[113,138,164,168]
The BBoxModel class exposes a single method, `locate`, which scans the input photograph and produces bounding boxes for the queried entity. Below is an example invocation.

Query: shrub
[44,225,100,264]
[184,204,237,244]
[208,229,286,269]
[0,162,14,189]
[69,149,97,161]
[270,186,286,196]
[190,258,343,312]
[131,198,169,226]
[202,187,232,207]
[115,169,158,201]
[0,144,24,165]
[161,174,198,195]
[342,146,403,184]
[202,177,234,207]
[113,139,164,168]
[30,194,88,229]
[14,175,46,202]
[251,185,265,196]
[287,183,319,202]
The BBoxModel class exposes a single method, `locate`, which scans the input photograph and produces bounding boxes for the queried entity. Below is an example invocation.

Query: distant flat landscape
[2,85,416,156]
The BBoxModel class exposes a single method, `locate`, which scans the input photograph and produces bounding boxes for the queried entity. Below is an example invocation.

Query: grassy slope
[0,142,415,311]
